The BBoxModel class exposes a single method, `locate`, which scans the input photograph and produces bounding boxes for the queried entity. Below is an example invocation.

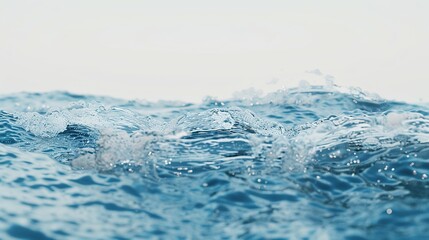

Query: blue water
[1,85,429,239]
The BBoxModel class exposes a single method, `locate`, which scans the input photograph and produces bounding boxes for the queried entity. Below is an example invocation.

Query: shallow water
[1,85,429,239]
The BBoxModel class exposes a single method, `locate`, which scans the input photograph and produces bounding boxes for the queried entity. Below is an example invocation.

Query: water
[1,85,429,239]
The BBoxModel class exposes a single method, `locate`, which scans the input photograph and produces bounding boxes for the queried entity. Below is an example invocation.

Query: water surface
[1,85,429,239]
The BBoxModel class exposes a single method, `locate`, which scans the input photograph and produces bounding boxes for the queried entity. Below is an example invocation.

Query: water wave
[1,85,429,239]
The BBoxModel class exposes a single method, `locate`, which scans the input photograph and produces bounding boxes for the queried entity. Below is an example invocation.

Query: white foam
[71,130,153,171]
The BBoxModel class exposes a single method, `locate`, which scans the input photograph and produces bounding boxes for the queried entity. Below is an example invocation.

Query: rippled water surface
[1,85,429,239]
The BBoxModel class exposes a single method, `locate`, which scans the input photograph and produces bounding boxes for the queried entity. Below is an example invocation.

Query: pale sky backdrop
[1,0,428,103]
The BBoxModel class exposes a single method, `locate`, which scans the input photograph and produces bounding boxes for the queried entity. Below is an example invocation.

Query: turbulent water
[1,85,429,239]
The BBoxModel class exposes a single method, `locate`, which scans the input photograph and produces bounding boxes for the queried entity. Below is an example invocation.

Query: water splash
[1,85,429,239]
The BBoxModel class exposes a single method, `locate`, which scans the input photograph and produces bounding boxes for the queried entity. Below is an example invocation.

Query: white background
[1,0,428,102]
